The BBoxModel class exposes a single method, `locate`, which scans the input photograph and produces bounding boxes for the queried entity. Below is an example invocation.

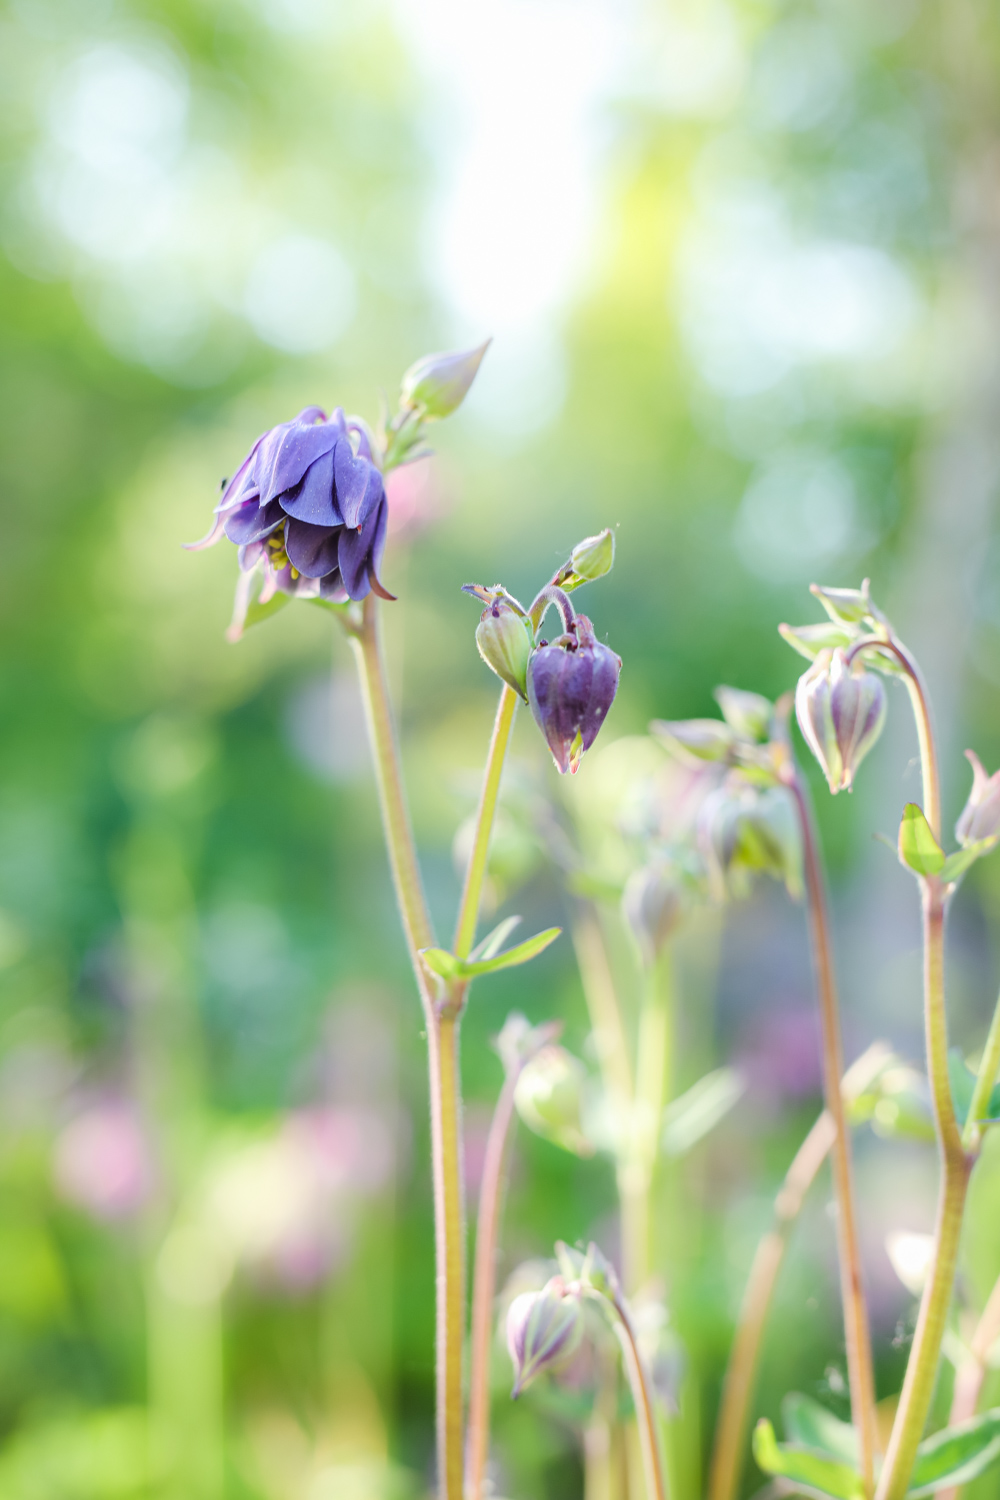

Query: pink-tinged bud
[399,340,491,419]
[794,648,886,794]
[622,861,683,966]
[506,1275,583,1396]
[956,750,1000,846]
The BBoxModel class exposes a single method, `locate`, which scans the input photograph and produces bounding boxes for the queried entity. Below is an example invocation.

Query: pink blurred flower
[54,1101,152,1221]
[385,458,449,539]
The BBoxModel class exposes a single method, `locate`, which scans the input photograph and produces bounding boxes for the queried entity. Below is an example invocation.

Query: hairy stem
[349,598,465,1499]
[788,771,878,1498]
[708,1110,837,1500]
[962,989,1000,1153]
[453,684,518,960]
[614,1297,670,1500]
[876,884,970,1500]
[940,1269,1000,1500]
[466,1064,520,1500]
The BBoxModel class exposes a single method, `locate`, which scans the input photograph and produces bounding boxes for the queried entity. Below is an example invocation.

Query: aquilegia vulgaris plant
[192,343,1000,1500]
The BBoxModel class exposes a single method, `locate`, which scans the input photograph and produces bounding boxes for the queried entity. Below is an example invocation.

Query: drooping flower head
[506,1274,584,1397]
[187,407,392,633]
[956,750,1000,847]
[527,614,621,775]
[794,647,886,794]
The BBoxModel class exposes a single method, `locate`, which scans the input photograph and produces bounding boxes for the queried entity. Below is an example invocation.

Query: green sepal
[898,804,945,877]
[778,621,856,662]
[782,1395,859,1467]
[306,596,354,617]
[420,926,561,981]
[241,590,292,633]
[661,1068,744,1157]
[752,1419,864,1499]
[948,1050,1000,1128]
[908,1408,1000,1497]
[940,837,997,884]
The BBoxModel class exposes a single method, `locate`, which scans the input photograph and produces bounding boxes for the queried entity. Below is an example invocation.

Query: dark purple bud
[506,1275,583,1397]
[526,614,620,775]
[956,750,1000,846]
[795,648,886,794]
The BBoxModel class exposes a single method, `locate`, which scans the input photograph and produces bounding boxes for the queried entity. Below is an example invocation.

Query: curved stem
[453,685,518,960]
[876,883,970,1500]
[613,1296,670,1500]
[787,770,878,1498]
[940,1269,1000,1500]
[466,1065,520,1500]
[708,1110,837,1500]
[528,583,576,634]
[349,598,465,1499]
[846,636,941,838]
[962,989,1000,1153]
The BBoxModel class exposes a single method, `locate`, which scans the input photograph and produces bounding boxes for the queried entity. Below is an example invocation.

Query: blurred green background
[2,0,1000,1495]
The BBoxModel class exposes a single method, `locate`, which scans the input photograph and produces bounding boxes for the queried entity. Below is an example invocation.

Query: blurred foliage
[2,0,1000,1496]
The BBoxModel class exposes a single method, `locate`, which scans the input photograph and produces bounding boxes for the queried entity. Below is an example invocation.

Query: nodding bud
[399,340,491,419]
[956,750,1000,846]
[527,614,621,775]
[569,528,615,583]
[514,1045,593,1156]
[622,861,683,966]
[699,780,803,902]
[795,648,886,794]
[475,599,532,700]
[507,1276,583,1397]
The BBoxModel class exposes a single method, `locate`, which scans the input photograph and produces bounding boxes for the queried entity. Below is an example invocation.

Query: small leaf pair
[420,919,561,982]
[897,803,996,883]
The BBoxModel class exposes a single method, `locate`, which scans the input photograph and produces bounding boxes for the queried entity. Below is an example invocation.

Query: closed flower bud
[507,1275,584,1397]
[476,599,532,700]
[570,528,615,583]
[699,780,803,902]
[527,615,621,775]
[795,648,886,794]
[514,1045,593,1156]
[399,340,491,419]
[956,750,1000,846]
[622,861,683,966]
[714,686,772,744]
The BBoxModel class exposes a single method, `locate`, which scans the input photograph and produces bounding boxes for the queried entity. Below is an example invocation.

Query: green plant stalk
[962,990,1000,1153]
[453,684,519,960]
[789,771,879,1499]
[612,1295,671,1500]
[876,880,971,1500]
[620,952,672,1297]
[349,596,465,1499]
[466,1062,520,1500]
[940,1271,1000,1500]
[571,903,634,1108]
[707,1109,837,1500]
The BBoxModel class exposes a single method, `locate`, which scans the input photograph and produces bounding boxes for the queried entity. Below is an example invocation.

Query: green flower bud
[713,686,772,744]
[569,528,615,583]
[475,598,532,700]
[399,339,491,419]
[514,1045,593,1156]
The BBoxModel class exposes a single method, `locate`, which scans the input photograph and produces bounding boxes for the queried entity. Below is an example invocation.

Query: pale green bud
[514,1045,593,1156]
[569,528,615,583]
[622,861,683,966]
[399,339,491,419]
[475,599,532,700]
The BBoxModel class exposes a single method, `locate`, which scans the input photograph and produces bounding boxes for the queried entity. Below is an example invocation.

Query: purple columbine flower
[527,613,621,775]
[186,406,394,621]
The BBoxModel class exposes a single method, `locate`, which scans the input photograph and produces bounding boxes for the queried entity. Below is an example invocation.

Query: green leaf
[418,927,561,983]
[782,1395,859,1467]
[940,837,998,884]
[907,1408,1000,1497]
[898,804,945,877]
[949,1050,1000,1127]
[469,915,522,963]
[752,1420,864,1499]
[460,927,561,976]
[241,590,292,634]
[661,1068,745,1157]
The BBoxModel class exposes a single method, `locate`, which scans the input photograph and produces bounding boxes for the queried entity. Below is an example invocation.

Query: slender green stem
[787,770,878,1499]
[962,990,1000,1153]
[941,1269,1000,1500]
[708,1109,837,1500]
[349,597,465,1500]
[453,684,518,960]
[613,1296,670,1500]
[876,883,970,1500]
[846,637,941,838]
[620,953,672,1296]
[466,1063,520,1500]
[571,903,634,1106]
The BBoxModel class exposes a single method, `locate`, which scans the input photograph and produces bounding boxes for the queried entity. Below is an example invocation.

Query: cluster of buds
[465,532,621,777]
[651,686,803,902]
[188,343,490,637]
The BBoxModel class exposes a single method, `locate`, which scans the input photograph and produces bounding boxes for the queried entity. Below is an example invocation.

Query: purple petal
[338,497,388,599]
[256,415,340,505]
[285,518,343,578]
[334,439,383,528]
[224,498,286,546]
[216,437,266,512]
[580,644,620,753]
[184,509,229,551]
[276,446,342,527]
[319,570,348,602]
[238,539,267,571]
